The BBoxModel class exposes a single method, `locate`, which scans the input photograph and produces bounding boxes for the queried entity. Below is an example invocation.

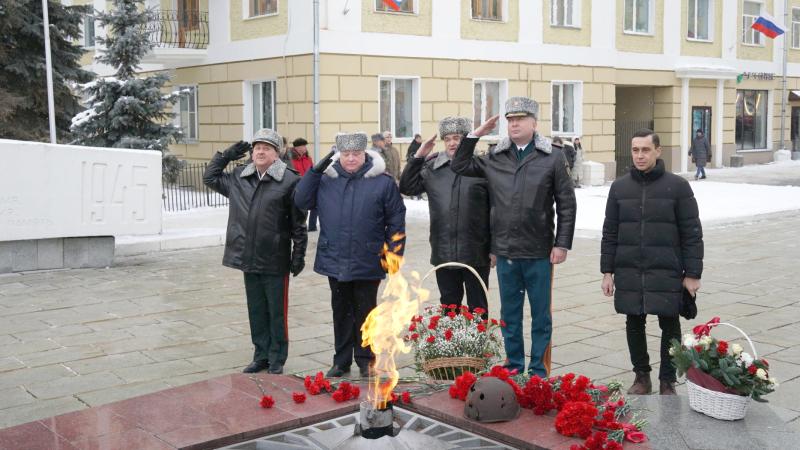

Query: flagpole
[42,0,57,144]
[779,0,788,154]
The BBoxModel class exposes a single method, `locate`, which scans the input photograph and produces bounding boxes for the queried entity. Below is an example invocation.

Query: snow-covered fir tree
[0,0,94,141]
[70,0,182,181]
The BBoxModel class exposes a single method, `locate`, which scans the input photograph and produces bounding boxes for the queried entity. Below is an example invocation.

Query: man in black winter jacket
[400,117,491,314]
[452,97,576,377]
[601,129,703,396]
[204,128,308,375]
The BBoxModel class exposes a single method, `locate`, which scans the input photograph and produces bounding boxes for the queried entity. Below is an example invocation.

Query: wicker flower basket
[422,357,487,381]
[686,322,756,421]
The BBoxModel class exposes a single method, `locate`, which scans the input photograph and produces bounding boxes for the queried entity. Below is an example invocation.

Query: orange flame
[362,233,428,409]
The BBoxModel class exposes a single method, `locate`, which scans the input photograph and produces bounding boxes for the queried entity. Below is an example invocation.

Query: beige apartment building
[70,0,800,178]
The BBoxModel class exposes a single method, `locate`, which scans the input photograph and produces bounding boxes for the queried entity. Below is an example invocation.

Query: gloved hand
[312,150,336,174]
[291,259,305,277]
[222,140,251,161]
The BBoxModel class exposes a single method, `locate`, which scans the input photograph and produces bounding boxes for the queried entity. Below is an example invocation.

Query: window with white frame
[551,82,582,135]
[379,77,418,139]
[623,0,653,34]
[742,1,762,45]
[83,14,95,48]
[472,0,503,21]
[248,81,276,136]
[249,0,277,18]
[551,0,579,27]
[375,0,415,13]
[792,7,800,48]
[473,80,506,137]
[176,85,198,142]
[687,0,712,40]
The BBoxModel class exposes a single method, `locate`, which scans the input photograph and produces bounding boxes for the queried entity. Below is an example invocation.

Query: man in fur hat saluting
[452,97,576,377]
[399,116,492,315]
[295,132,406,379]
[203,128,308,375]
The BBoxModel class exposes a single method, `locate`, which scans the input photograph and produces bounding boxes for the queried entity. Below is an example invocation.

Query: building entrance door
[791,107,800,151]
[692,107,712,138]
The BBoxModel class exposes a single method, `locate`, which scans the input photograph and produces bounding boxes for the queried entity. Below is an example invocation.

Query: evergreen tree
[70,0,182,180]
[0,0,94,141]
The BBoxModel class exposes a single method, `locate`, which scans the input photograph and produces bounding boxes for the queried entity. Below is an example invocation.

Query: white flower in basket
[669,317,778,421]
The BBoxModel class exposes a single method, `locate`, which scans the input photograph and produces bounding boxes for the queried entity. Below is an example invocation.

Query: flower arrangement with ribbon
[670,317,778,402]
[449,366,647,447]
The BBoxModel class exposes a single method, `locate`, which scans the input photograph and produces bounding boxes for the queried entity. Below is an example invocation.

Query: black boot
[627,371,652,395]
[242,360,269,373]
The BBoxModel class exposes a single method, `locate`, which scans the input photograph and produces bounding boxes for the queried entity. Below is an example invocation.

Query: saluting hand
[474,115,500,137]
[414,134,437,159]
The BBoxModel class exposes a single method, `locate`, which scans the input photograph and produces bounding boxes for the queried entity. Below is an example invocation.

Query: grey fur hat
[335,132,369,152]
[505,96,539,119]
[252,128,283,152]
[439,116,472,139]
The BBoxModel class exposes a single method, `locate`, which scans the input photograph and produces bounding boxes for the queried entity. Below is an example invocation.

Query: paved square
[1,211,799,433]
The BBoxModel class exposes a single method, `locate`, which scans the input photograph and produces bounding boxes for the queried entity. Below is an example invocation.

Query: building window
[249,0,278,18]
[375,0,414,13]
[83,14,95,48]
[742,1,762,45]
[551,0,579,27]
[249,81,276,136]
[472,0,503,21]
[473,80,505,137]
[623,0,652,34]
[177,85,198,142]
[687,0,712,40]
[792,7,800,49]
[735,90,768,150]
[379,77,418,139]
[551,82,582,136]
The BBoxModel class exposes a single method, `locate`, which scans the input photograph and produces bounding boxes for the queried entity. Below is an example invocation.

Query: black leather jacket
[204,152,307,275]
[400,152,490,268]
[451,135,576,259]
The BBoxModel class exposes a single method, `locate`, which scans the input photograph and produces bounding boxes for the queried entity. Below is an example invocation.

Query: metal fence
[144,10,209,49]
[162,162,237,212]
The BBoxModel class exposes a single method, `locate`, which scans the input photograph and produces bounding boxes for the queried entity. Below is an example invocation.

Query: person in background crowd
[203,128,307,375]
[400,117,492,314]
[294,132,406,379]
[601,129,704,396]
[572,137,583,188]
[406,133,423,162]
[689,129,710,180]
[452,97,576,377]
[381,130,402,182]
[290,137,318,231]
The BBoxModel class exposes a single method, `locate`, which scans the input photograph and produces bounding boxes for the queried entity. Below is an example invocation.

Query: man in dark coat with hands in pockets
[601,129,703,395]
[203,128,308,375]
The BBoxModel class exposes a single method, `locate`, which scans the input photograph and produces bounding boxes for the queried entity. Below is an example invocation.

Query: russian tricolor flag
[751,14,785,39]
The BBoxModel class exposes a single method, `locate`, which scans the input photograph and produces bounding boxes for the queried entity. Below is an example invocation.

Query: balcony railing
[144,9,209,50]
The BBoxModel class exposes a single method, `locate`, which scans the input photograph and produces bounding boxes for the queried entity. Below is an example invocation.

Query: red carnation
[717,340,728,355]
[391,392,399,404]
[762,359,769,368]
[410,333,419,340]
[332,390,346,402]
[499,320,506,327]
[426,335,435,343]
[444,329,453,340]
[477,324,487,332]
[555,401,598,439]
[401,391,412,404]
[490,319,498,326]
[694,345,704,353]
[473,307,486,316]
[292,392,306,403]
[259,395,275,409]
[449,371,477,401]
[408,323,416,332]
[748,365,758,375]
[463,311,474,321]
[447,311,456,318]
[351,386,360,398]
